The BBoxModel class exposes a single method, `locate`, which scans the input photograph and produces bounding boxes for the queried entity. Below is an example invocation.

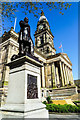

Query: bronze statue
[11,17,34,61]
[18,17,34,55]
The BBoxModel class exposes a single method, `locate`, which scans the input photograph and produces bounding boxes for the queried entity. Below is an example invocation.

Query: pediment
[62,53,72,64]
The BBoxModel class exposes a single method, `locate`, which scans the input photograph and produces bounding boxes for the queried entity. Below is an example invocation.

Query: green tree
[0,2,72,33]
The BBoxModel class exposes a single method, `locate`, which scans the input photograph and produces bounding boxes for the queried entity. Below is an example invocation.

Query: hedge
[74,101,80,103]
[45,104,80,113]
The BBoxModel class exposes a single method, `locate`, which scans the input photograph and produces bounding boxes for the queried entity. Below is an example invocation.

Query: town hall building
[0,11,77,105]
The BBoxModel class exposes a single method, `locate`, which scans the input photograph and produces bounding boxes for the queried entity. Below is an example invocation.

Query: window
[47,47,49,53]
[40,36,44,44]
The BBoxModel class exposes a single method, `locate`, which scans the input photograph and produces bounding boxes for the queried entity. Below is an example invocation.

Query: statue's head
[24,17,28,23]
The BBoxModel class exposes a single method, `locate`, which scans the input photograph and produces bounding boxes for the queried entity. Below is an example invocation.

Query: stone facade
[0,12,75,105]
[34,11,74,89]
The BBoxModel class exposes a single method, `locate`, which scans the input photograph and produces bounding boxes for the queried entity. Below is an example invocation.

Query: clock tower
[34,11,56,56]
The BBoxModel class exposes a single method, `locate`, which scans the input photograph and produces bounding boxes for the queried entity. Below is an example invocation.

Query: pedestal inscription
[27,74,38,99]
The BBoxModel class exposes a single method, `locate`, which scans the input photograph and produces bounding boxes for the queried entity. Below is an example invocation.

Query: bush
[74,101,80,103]
[42,101,47,105]
[73,101,80,106]
[77,105,80,113]
[46,104,80,113]
[46,96,52,104]
[65,104,78,113]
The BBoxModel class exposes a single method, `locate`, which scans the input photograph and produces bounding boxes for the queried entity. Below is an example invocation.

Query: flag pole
[62,45,63,53]
[59,42,63,53]
[14,17,17,31]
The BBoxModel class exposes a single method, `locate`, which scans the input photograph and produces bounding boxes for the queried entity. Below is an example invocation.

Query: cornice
[36,42,56,51]
[0,38,19,48]
[1,28,18,43]
[34,29,54,38]
[34,47,47,59]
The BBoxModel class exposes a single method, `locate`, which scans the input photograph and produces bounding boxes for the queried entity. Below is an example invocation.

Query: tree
[0,2,72,33]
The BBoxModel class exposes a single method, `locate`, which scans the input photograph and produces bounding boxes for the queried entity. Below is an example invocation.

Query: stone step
[50,89,76,94]
[49,86,77,98]
[50,92,75,97]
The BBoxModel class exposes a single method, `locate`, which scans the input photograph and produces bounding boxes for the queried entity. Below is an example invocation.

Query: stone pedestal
[0,56,49,119]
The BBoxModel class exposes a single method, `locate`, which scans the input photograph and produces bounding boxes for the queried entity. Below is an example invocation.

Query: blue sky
[2,2,78,80]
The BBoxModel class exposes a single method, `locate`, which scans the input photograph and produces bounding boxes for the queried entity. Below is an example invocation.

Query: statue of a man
[11,17,35,61]
[18,17,34,55]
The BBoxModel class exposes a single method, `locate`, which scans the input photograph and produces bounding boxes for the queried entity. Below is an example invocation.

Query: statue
[18,17,34,55]
[11,17,34,61]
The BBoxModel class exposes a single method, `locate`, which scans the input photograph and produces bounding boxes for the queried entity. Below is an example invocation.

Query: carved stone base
[0,100,49,118]
[0,56,49,119]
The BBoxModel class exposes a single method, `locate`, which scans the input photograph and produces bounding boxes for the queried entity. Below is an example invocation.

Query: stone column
[42,66,45,88]
[70,69,74,84]
[66,66,69,84]
[52,62,56,87]
[44,64,48,88]
[44,34,45,43]
[68,68,73,85]
[68,68,70,81]
[35,37,37,46]
[56,67,59,85]
[37,38,40,47]
[67,67,69,84]
[59,61,64,87]
[64,65,68,85]
[68,67,71,84]
[62,63,66,85]
[46,33,48,42]
[47,64,52,88]
[66,66,69,85]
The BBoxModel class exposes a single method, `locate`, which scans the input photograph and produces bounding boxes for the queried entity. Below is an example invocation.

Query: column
[35,37,37,46]
[66,66,69,84]
[62,63,66,85]
[0,65,2,81]
[64,65,68,85]
[59,61,64,87]
[42,66,45,88]
[66,66,69,85]
[44,34,45,43]
[56,67,59,85]
[37,38,40,47]
[68,67,71,85]
[44,64,48,88]
[70,70,74,84]
[52,62,56,87]
[47,64,51,88]
[68,67,70,83]
[68,68,72,85]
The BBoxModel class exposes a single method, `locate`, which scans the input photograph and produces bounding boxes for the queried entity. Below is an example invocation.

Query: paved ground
[49,113,80,120]
[0,112,80,120]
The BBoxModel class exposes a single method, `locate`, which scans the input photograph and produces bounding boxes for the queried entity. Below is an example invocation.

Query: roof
[39,15,48,22]
[39,11,48,22]
[0,27,18,43]
[47,53,72,66]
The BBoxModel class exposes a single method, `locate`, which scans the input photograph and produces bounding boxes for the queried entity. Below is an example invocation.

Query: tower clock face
[39,25,43,30]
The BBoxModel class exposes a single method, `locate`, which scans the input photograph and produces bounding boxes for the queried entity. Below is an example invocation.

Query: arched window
[40,35,44,44]
[47,47,49,53]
